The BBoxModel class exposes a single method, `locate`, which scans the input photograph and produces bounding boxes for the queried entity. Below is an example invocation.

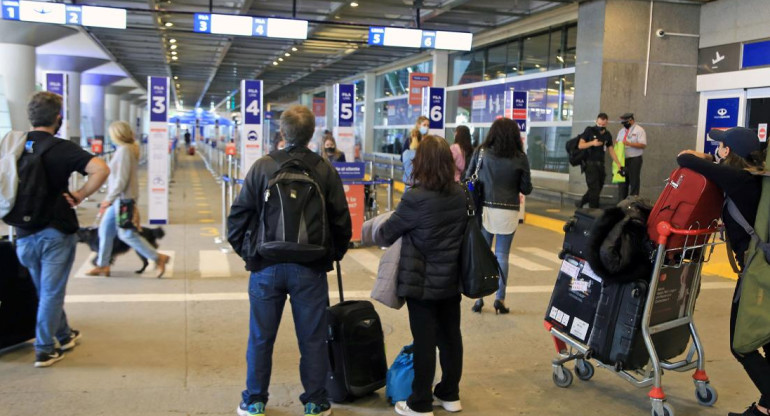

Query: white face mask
[713,147,723,163]
[419,126,429,135]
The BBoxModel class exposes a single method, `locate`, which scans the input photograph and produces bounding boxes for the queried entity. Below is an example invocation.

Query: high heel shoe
[85,266,110,277]
[493,300,510,315]
[471,298,484,313]
[155,254,171,278]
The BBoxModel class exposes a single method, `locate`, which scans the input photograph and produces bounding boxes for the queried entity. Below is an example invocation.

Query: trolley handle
[655,221,721,246]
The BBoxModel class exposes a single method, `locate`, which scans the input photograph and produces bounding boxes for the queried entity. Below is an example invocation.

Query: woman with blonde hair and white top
[87,121,170,278]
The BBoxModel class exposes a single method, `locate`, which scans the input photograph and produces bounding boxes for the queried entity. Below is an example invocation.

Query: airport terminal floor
[0,151,757,416]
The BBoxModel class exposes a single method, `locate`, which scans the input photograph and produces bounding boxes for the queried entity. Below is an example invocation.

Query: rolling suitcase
[187,146,195,156]
[545,254,603,344]
[647,168,723,249]
[560,208,603,259]
[588,280,690,371]
[0,235,38,351]
[326,261,387,402]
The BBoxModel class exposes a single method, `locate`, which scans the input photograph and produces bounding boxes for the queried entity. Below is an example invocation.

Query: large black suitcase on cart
[545,255,603,344]
[326,261,387,402]
[560,208,603,259]
[0,236,38,350]
[588,279,691,371]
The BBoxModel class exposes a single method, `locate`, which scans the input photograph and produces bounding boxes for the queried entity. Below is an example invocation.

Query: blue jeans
[242,264,330,406]
[97,200,159,267]
[15,228,77,354]
[481,228,515,301]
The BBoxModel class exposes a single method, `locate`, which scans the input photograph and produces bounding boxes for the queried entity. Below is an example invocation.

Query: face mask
[714,147,724,163]
[622,121,632,129]
[419,126,428,135]
[325,147,336,153]
[596,125,606,134]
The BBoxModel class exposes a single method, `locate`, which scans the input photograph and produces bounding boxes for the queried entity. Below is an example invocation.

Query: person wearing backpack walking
[677,127,768,416]
[86,121,170,278]
[2,91,110,367]
[227,105,352,416]
[576,113,624,208]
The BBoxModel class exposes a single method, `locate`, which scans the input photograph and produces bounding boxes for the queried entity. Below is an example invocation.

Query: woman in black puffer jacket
[377,135,468,416]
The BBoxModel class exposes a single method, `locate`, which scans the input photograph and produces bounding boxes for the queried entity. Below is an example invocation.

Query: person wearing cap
[576,112,623,208]
[617,113,646,199]
[677,127,768,416]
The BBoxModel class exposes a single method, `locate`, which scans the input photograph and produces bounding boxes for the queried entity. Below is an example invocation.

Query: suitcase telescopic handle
[336,260,344,303]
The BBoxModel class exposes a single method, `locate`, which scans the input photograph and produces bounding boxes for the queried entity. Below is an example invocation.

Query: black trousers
[618,155,643,200]
[405,294,463,412]
[731,279,770,408]
[580,161,605,209]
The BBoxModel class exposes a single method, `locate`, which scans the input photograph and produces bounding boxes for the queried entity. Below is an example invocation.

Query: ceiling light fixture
[292,47,298,51]
[350,1,359,6]
[173,76,178,80]
[164,22,173,27]
[285,52,290,57]
[278,57,284,61]
[273,61,278,65]
[172,56,178,60]
[171,51,177,55]
[170,44,178,50]
[169,38,177,43]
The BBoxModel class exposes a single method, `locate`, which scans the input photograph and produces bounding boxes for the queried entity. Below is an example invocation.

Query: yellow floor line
[199,219,215,223]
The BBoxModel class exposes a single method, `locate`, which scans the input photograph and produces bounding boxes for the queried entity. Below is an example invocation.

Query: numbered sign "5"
[340,103,353,120]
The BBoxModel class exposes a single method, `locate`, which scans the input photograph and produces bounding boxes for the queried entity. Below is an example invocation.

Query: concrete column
[299,93,312,107]
[63,71,81,143]
[363,72,376,154]
[104,93,120,134]
[0,43,36,131]
[432,50,449,87]
[570,0,701,199]
[128,104,137,131]
[119,96,131,122]
[81,83,105,139]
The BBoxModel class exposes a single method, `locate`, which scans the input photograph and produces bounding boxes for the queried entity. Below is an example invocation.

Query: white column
[81,84,105,138]
[363,72,376,154]
[0,43,35,131]
[128,104,137,131]
[63,71,82,143]
[324,85,334,131]
[104,92,120,138]
[119,96,131,122]
[432,50,449,87]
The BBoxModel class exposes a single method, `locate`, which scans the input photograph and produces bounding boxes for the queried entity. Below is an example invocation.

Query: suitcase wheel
[552,365,573,388]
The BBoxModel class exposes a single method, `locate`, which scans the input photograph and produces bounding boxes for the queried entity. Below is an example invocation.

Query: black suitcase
[545,255,603,344]
[560,208,603,259]
[588,280,690,371]
[0,236,38,351]
[326,261,387,402]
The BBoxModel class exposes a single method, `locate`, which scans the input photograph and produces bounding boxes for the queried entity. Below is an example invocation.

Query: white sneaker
[433,395,463,412]
[394,401,434,416]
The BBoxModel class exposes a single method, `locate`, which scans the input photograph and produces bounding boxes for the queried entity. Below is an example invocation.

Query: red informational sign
[408,73,433,105]
[91,139,103,154]
[225,142,237,156]
[344,184,365,242]
[759,123,767,143]
[312,97,326,117]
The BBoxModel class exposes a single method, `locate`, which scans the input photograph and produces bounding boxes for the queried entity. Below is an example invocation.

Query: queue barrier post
[215,175,228,246]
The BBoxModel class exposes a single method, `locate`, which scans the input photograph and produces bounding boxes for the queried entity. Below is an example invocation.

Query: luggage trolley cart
[545,220,723,416]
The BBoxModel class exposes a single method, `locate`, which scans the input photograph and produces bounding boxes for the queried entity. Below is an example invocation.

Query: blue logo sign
[149,77,168,123]
[333,162,366,180]
[337,84,355,127]
[704,97,739,155]
[243,80,262,125]
[247,130,258,141]
[368,27,385,46]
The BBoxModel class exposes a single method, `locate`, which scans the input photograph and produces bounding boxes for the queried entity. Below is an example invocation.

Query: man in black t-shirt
[576,113,623,208]
[10,92,109,368]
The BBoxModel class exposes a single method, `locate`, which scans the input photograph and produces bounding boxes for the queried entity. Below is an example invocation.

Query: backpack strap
[725,197,770,266]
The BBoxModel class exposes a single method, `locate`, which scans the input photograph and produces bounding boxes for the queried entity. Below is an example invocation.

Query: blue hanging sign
[149,77,168,123]
[703,97,739,155]
[336,84,355,128]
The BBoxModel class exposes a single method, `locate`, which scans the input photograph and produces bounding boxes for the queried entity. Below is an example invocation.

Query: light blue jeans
[15,228,77,354]
[97,200,159,267]
[481,228,515,301]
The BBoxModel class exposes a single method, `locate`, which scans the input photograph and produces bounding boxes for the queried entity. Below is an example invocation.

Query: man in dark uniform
[576,113,624,208]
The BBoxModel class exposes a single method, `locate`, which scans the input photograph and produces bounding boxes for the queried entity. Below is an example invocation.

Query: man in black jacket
[227,105,352,416]
[577,113,623,208]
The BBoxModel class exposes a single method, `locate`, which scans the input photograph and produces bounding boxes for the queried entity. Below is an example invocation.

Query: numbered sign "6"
[430,105,442,122]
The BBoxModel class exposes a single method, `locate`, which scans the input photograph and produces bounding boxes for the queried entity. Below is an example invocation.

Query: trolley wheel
[575,360,594,381]
[651,403,674,416]
[695,383,718,406]
[552,366,573,388]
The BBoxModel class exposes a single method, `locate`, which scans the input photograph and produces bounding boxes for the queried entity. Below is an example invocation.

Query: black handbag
[459,187,503,299]
[464,149,485,222]
[117,199,136,229]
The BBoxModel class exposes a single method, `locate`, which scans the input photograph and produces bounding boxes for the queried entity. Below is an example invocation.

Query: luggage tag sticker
[570,317,590,341]
[580,261,603,283]
[570,279,590,292]
[560,260,580,279]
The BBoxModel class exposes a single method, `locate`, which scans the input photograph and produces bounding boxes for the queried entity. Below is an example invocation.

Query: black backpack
[565,135,587,167]
[257,150,330,263]
[3,138,61,228]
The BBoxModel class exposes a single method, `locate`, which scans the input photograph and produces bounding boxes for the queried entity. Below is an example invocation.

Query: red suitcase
[647,167,723,249]
[187,146,195,156]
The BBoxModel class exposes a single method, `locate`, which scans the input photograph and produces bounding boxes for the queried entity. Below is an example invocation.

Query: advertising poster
[408,73,432,105]
[703,97,739,156]
[241,80,263,177]
[335,163,366,242]
[45,72,68,140]
[147,76,169,224]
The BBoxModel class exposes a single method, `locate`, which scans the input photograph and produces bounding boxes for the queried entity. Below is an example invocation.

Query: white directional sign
[241,80,263,177]
[148,76,170,225]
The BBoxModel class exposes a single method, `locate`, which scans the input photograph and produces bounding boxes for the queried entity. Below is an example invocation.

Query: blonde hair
[109,121,139,158]
[409,115,429,150]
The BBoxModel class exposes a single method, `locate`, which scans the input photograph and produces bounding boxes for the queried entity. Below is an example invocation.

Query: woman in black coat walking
[377,135,468,416]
